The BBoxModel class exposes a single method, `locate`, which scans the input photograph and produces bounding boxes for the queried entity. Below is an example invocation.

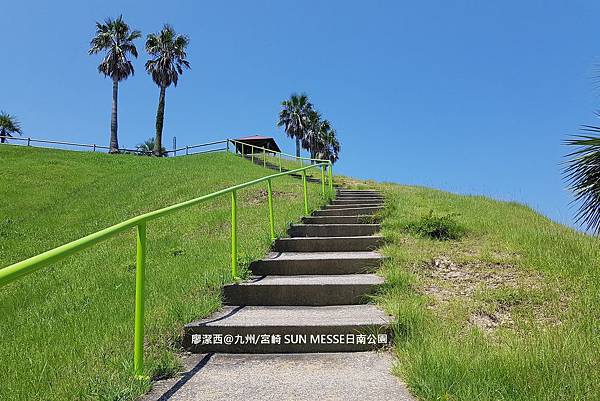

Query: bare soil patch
[422,256,564,332]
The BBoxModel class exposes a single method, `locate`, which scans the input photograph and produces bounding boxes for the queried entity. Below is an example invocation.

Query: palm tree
[88,16,141,153]
[277,94,313,157]
[564,126,600,233]
[304,109,322,161]
[145,25,190,156]
[315,124,341,163]
[303,109,340,163]
[136,137,167,156]
[0,112,23,143]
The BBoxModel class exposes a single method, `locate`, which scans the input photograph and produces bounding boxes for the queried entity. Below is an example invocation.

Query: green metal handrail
[226,138,333,195]
[0,159,332,378]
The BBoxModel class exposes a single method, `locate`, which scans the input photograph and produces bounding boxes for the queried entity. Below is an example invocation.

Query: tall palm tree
[316,125,341,163]
[145,25,190,156]
[304,109,322,161]
[277,93,312,157]
[303,109,340,163]
[0,112,23,143]
[564,126,600,233]
[88,16,141,153]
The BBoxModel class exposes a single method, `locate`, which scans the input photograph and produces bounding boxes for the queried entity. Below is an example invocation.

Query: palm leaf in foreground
[564,126,600,233]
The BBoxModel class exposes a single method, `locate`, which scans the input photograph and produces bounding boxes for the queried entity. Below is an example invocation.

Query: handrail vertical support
[231,191,238,279]
[302,170,309,215]
[134,222,147,378]
[321,165,326,197]
[226,139,230,153]
[241,143,244,158]
[328,163,333,197]
[263,151,266,168]
[279,153,282,172]
[267,180,275,241]
[251,146,254,163]
[185,146,189,156]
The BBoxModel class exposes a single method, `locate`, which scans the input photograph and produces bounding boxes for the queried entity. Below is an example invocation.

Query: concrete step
[250,251,383,275]
[336,191,383,198]
[331,199,383,206]
[182,305,391,353]
[288,224,380,237]
[337,190,380,195]
[223,274,384,306]
[313,207,382,216]
[273,235,383,252]
[324,204,384,210]
[302,215,379,224]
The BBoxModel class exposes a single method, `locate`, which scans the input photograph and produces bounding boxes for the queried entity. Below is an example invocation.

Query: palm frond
[88,16,140,81]
[144,24,190,88]
[0,112,23,142]
[564,127,600,233]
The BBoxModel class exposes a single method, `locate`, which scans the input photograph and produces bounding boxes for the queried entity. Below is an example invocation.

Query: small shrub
[405,210,464,240]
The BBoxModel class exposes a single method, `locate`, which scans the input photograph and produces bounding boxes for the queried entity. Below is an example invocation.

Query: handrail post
[134,222,147,378]
[241,143,244,158]
[231,191,238,279]
[302,170,309,215]
[27,137,31,146]
[226,139,230,153]
[279,153,282,172]
[185,145,189,156]
[251,146,254,163]
[267,179,275,241]
[328,163,333,196]
[263,151,266,168]
[93,144,96,152]
[321,165,326,197]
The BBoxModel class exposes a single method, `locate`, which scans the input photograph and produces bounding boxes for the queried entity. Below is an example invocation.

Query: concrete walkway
[143,352,413,401]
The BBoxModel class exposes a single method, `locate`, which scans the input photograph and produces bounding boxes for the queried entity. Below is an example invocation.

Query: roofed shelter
[233,135,281,154]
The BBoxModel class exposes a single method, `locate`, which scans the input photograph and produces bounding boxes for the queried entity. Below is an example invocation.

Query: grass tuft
[404,210,465,240]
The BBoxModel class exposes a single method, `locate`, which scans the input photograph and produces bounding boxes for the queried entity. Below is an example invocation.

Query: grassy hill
[3,146,599,401]
[0,146,324,401]
[368,181,600,401]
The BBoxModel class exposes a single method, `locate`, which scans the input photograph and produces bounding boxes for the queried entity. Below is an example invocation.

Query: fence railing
[226,139,333,192]
[0,144,333,378]
[0,135,228,156]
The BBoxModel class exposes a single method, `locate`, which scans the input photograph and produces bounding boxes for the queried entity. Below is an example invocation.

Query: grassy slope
[370,182,600,401]
[0,146,324,401]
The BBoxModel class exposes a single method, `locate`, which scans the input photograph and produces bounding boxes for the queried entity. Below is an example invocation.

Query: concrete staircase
[183,189,391,354]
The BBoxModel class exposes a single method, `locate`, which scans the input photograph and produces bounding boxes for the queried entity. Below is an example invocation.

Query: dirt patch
[469,310,513,330]
[422,256,563,332]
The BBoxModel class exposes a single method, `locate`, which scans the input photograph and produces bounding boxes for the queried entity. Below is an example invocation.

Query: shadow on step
[154,353,214,401]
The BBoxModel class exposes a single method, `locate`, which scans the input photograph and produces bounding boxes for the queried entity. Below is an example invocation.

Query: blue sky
[3,1,600,228]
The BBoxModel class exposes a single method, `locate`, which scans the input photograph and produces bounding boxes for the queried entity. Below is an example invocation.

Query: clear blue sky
[3,1,600,228]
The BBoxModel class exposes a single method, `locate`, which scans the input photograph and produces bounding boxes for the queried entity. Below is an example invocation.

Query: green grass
[0,145,325,401]
[372,183,600,401]
[247,151,324,178]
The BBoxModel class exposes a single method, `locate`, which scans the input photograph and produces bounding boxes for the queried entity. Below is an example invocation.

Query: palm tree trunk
[295,137,301,158]
[109,79,119,153]
[154,86,166,156]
